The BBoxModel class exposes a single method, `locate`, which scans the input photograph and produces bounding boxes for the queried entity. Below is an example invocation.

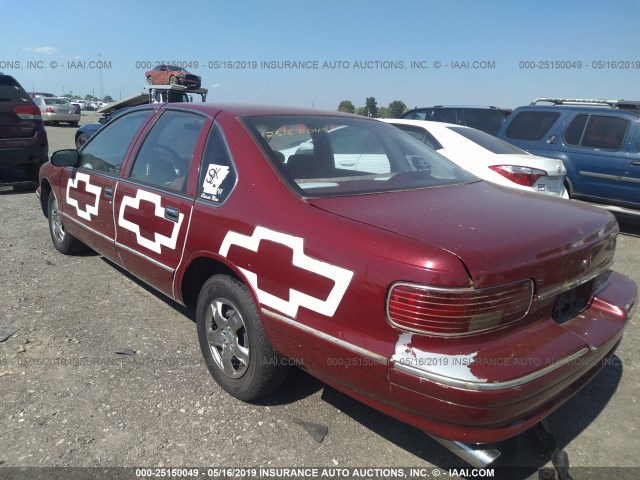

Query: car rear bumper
[388,270,636,444]
[0,145,48,167]
[42,114,80,123]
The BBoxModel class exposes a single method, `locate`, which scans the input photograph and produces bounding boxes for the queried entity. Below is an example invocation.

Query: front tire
[76,133,88,149]
[196,274,289,401]
[48,193,87,255]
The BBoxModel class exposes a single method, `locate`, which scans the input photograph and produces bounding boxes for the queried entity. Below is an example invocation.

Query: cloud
[24,46,58,55]
[209,83,220,90]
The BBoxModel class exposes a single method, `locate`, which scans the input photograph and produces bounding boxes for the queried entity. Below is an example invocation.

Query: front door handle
[104,187,113,199]
[630,161,640,167]
[164,207,180,222]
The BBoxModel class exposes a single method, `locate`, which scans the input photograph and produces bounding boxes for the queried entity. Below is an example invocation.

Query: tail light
[14,105,42,120]
[74,105,81,114]
[387,280,534,336]
[46,107,55,113]
[489,165,547,187]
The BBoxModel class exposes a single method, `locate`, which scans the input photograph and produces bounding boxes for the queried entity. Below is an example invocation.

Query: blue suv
[498,98,640,213]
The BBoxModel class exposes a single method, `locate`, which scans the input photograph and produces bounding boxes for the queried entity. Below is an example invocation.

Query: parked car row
[497,98,640,214]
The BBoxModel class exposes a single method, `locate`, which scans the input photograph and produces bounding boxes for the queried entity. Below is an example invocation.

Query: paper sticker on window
[201,163,230,202]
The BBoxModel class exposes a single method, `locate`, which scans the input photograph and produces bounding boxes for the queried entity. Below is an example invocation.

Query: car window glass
[328,125,390,173]
[563,115,588,146]
[462,110,506,136]
[130,109,206,191]
[448,126,525,154]
[401,109,431,120]
[0,77,31,103]
[505,111,561,140]
[581,115,628,150]
[394,125,444,150]
[80,109,152,174]
[244,115,476,197]
[431,109,457,123]
[198,124,237,204]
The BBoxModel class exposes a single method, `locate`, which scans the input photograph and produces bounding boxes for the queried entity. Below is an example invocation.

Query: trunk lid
[309,181,617,294]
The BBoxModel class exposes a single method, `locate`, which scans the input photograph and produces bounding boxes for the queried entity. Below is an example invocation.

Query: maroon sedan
[145,64,201,89]
[37,103,636,467]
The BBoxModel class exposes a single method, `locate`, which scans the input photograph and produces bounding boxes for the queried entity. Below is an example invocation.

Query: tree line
[337,98,407,118]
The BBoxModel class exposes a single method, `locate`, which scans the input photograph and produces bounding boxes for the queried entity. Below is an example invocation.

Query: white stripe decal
[220,226,353,318]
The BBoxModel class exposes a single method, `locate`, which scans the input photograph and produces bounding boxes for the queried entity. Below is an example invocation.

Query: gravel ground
[0,115,639,479]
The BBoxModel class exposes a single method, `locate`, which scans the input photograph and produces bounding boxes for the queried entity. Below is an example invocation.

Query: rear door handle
[104,187,113,199]
[164,207,180,222]
[630,161,640,167]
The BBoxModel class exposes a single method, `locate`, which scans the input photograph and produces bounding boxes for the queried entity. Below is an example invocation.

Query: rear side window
[431,109,457,123]
[400,108,433,120]
[505,111,561,140]
[393,124,444,150]
[563,114,628,150]
[461,110,507,136]
[198,124,237,204]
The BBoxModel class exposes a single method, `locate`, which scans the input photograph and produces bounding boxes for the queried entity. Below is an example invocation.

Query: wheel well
[564,177,574,198]
[180,257,238,309]
[39,179,52,218]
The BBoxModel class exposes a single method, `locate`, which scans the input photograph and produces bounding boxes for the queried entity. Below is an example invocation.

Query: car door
[619,120,640,206]
[113,108,209,297]
[559,113,631,204]
[58,109,154,261]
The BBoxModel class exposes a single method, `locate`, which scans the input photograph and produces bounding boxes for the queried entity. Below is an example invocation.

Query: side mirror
[51,149,80,168]
[98,116,108,124]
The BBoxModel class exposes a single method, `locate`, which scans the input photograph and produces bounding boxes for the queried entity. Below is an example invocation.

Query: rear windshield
[0,76,31,103]
[448,126,526,154]
[243,115,477,197]
[44,98,71,105]
[505,111,561,140]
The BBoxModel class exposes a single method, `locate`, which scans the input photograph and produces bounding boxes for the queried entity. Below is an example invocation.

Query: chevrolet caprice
[37,103,637,466]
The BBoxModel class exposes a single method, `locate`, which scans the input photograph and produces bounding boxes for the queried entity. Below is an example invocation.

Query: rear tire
[196,274,289,401]
[146,75,153,84]
[48,194,87,255]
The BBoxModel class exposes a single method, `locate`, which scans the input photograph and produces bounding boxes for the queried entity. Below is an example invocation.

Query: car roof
[138,102,365,119]
[382,118,466,131]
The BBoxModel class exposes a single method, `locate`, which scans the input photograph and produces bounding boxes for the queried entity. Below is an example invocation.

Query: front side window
[505,111,561,140]
[244,115,476,197]
[79,109,153,173]
[130,109,207,191]
[564,114,628,150]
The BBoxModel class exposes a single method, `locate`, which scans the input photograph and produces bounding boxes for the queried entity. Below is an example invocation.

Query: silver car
[33,96,81,127]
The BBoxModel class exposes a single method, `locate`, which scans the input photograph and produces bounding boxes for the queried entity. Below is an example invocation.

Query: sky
[1,0,639,110]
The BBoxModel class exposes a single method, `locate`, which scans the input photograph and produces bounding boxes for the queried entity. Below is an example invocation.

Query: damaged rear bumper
[389,271,636,444]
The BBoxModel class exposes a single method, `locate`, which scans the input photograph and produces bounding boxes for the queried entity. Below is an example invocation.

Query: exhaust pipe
[428,434,501,468]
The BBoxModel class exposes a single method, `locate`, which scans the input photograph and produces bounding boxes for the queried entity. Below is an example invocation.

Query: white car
[382,119,568,197]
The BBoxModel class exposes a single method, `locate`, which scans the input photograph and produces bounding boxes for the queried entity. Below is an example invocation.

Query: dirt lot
[1,115,639,479]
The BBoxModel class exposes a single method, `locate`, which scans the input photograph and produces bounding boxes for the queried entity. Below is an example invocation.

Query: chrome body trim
[261,308,388,365]
[393,347,590,391]
[114,241,174,273]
